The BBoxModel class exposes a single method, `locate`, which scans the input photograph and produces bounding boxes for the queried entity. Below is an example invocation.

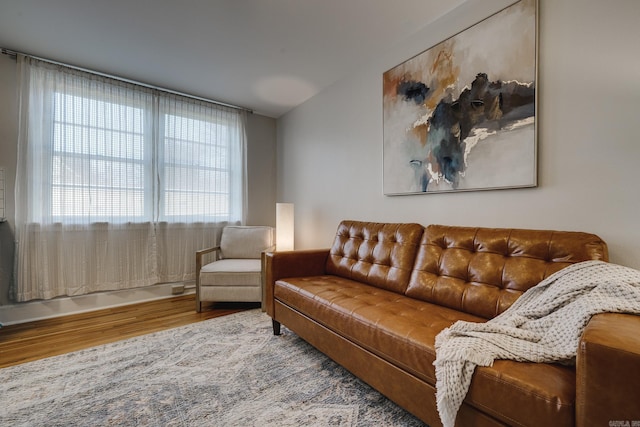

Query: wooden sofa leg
[272,319,281,335]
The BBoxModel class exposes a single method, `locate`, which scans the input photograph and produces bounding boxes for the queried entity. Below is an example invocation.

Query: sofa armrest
[576,313,640,426]
[263,249,329,316]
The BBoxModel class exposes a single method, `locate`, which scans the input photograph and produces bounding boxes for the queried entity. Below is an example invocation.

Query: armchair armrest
[196,246,220,274]
[576,313,640,426]
[195,246,220,312]
[263,249,330,316]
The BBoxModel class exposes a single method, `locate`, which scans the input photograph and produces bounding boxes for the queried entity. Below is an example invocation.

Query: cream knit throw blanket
[433,260,640,427]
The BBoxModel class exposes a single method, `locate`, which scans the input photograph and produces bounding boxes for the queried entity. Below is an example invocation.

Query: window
[52,92,149,221]
[20,63,244,225]
[160,110,234,221]
[14,55,246,301]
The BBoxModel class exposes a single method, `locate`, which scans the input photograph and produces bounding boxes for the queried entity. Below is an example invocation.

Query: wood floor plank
[0,294,258,369]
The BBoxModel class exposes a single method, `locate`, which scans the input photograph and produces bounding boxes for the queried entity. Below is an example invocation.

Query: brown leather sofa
[264,221,640,426]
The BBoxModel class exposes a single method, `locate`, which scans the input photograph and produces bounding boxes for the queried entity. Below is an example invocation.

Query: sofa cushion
[468,360,576,427]
[406,224,609,319]
[274,275,577,427]
[274,274,477,384]
[325,220,423,294]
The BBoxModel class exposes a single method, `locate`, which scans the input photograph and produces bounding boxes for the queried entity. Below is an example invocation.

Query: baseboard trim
[0,282,195,326]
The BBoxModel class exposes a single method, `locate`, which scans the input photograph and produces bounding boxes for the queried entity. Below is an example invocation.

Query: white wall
[277,0,640,269]
[246,113,278,227]
[0,54,277,308]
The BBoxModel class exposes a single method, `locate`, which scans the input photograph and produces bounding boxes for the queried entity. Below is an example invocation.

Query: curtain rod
[1,48,253,114]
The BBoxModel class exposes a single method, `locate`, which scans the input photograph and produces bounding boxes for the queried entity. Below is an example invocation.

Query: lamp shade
[276,203,294,251]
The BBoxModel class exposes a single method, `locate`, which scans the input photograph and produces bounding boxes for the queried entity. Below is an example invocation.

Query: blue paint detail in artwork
[397,80,430,105]
[409,159,429,192]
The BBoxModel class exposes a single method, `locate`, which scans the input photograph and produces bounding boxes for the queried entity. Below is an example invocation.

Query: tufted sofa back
[326,220,424,294]
[406,224,609,319]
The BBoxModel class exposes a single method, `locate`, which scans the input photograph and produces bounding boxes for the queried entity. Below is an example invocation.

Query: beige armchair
[195,225,274,312]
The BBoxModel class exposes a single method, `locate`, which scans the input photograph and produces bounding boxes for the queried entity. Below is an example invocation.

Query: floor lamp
[276,203,294,251]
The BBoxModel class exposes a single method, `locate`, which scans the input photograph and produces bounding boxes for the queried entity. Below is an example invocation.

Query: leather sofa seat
[274,274,575,426]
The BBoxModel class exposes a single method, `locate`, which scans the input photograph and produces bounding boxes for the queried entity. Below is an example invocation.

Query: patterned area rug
[0,309,425,426]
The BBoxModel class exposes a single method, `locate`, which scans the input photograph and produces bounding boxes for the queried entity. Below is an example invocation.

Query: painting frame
[383,0,538,195]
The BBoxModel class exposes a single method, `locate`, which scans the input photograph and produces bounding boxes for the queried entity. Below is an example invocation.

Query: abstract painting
[383,0,537,195]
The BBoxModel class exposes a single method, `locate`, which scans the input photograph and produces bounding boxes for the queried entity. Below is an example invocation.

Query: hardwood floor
[0,294,259,369]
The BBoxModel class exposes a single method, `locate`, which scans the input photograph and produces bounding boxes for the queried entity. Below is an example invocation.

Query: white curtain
[13,55,247,301]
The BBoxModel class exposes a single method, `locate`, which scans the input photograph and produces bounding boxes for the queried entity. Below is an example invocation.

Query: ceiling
[0,0,466,118]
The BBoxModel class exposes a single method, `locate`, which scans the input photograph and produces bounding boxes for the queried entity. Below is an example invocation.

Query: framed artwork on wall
[383,0,537,195]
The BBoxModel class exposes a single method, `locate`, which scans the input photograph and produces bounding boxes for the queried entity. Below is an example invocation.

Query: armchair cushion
[220,225,274,259]
[200,259,262,287]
